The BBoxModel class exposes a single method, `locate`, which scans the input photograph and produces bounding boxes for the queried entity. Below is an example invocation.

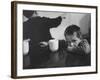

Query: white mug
[48,39,59,52]
[23,39,30,55]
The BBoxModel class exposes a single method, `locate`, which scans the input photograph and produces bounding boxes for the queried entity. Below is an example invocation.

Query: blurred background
[23,10,91,40]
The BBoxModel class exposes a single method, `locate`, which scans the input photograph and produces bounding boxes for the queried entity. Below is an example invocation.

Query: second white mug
[48,39,59,52]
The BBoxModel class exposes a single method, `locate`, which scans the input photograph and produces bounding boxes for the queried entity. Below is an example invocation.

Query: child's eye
[72,40,76,42]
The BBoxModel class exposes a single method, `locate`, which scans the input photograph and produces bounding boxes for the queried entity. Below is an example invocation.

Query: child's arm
[78,39,90,54]
[67,39,90,55]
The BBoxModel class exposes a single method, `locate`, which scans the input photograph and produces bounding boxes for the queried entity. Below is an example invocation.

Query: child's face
[65,32,81,48]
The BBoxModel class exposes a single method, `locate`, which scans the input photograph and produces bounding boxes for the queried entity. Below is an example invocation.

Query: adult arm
[43,16,62,28]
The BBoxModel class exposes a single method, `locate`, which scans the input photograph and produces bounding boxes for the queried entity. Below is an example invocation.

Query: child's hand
[78,39,90,54]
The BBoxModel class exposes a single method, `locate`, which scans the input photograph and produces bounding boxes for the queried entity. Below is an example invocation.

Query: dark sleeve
[59,40,67,50]
[23,22,30,40]
[43,16,62,28]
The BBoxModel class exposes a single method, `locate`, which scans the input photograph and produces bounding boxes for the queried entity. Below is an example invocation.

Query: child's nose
[70,43,74,46]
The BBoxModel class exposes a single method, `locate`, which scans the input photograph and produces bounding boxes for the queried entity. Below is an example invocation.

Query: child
[63,24,91,66]
[41,24,91,67]
[64,24,90,55]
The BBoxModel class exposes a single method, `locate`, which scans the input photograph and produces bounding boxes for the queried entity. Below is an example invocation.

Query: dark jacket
[23,16,62,68]
[23,16,62,43]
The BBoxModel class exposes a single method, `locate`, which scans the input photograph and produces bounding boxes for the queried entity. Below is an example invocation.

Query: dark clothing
[65,53,90,67]
[23,16,62,68]
[23,16,62,41]
[59,40,91,67]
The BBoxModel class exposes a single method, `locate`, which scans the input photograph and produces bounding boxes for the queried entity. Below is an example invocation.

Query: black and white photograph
[11,1,97,78]
[23,10,91,69]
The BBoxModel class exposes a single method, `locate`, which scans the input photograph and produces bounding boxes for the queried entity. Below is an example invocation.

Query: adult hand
[39,41,48,47]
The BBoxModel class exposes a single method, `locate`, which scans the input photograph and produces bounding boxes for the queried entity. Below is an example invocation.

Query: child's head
[64,25,82,47]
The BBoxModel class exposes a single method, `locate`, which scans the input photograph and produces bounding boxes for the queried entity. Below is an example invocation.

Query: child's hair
[64,24,82,38]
